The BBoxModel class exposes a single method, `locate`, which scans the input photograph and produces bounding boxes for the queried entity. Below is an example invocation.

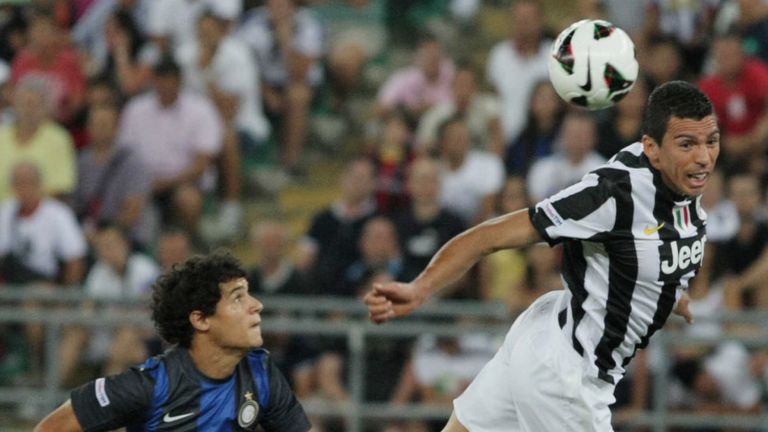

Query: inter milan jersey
[70,347,311,431]
[529,142,707,384]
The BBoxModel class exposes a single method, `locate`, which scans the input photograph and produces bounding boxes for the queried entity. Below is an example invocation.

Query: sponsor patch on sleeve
[95,377,110,407]
[540,201,564,226]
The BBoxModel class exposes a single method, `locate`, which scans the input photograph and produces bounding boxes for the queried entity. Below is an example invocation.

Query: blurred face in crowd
[728,174,762,219]
[268,0,295,22]
[646,42,682,83]
[453,68,478,107]
[251,222,290,265]
[154,73,181,107]
[157,232,191,271]
[11,163,43,207]
[643,115,720,197]
[407,158,442,205]
[340,159,376,204]
[360,217,399,264]
[511,0,543,43]
[500,176,528,213]
[617,78,647,118]
[440,120,471,166]
[94,227,130,273]
[197,15,225,49]
[713,36,745,81]
[13,85,49,125]
[561,114,597,162]
[87,106,119,147]
[28,14,58,51]
[530,82,563,125]
[417,40,443,81]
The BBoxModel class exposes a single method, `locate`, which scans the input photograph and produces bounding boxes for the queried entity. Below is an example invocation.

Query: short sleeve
[294,11,324,58]
[529,170,620,245]
[260,358,311,432]
[70,368,154,431]
[54,205,87,261]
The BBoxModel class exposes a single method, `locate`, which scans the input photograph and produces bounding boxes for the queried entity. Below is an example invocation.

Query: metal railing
[0,287,767,431]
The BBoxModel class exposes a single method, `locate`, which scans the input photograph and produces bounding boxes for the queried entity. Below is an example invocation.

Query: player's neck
[188,340,244,380]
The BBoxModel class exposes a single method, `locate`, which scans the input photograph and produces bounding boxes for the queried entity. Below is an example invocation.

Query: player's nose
[249,295,264,314]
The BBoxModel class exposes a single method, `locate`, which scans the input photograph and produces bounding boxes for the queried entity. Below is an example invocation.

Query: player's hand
[673,292,694,324]
[364,282,424,324]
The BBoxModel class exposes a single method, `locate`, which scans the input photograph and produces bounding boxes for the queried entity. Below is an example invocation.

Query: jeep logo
[661,237,706,275]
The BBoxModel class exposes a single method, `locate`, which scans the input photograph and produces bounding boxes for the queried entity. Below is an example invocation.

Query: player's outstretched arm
[33,400,83,432]
[365,209,542,324]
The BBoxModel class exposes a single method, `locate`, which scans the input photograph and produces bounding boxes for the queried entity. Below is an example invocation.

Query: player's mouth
[250,321,261,329]
[687,172,708,188]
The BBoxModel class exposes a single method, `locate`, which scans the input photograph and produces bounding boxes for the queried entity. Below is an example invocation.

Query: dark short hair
[153,56,181,78]
[643,81,714,145]
[151,251,247,348]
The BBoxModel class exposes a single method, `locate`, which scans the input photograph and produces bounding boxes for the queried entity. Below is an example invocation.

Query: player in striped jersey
[365,81,719,431]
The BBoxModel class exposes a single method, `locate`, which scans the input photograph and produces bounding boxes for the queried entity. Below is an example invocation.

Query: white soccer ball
[548,19,639,111]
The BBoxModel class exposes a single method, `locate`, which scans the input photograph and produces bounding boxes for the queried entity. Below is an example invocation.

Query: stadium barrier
[0,286,766,431]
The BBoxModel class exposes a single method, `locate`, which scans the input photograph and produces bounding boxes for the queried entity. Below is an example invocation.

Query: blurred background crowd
[1,0,768,430]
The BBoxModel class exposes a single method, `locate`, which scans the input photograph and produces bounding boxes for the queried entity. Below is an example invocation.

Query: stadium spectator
[93,8,153,97]
[0,76,76,202]
[641,36,687,90]
[296,157,379,296]
[437,115,505,225]
[343,216,404,298]
[178,10,269,241]
[369,109,414,214]
[596,77,648,159]
[238,0,325,178]
[10,8,86,125]
[699,32,768,173]
[146,0,242,54]
[504,80,566,176]
[478,176,531,311]
[734,0,768,64]
[117,57,223,242]
[71,0,151,75]
[73,104,152,247]
[57,222,159,386]
[486,0,551,144]
[155,228,194,271]
[0,162,86,379]
[247,220,308,296]
[375,33,455,128]
[393,157,465,283]
[642,0,721,75]
[415,63,503,156]
[526,111,606,203]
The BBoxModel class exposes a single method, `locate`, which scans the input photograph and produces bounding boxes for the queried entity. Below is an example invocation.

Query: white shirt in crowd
[84,254,159,299]
[439,150,505,223]
[0,198,86,278]
[526,151,607,204]
[147,0,242,49]
[176,36,270,142]
[486,40,550,142]
[237,6,325,87]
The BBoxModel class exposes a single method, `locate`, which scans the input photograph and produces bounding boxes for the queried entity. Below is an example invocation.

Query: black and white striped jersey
[529,142,707,384]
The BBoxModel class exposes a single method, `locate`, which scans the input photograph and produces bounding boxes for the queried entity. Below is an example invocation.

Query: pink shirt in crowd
[377,61,456,112]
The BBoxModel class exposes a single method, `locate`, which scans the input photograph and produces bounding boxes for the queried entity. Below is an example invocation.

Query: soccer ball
[548,19,638,110]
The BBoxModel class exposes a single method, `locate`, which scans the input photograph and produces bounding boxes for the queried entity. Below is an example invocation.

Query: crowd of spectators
[1,0,768,430]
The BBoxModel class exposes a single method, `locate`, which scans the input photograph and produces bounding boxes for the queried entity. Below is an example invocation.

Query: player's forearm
[412,209,540,300]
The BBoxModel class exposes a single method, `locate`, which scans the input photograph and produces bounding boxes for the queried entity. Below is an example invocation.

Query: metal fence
[0,286,767,431]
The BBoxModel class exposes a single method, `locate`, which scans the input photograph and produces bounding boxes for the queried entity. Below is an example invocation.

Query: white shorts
[453,290,616,432]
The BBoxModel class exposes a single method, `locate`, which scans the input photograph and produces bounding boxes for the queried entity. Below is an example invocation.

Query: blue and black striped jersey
[70,347,311,431]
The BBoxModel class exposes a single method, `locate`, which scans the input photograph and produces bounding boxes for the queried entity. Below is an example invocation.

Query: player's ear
[642,135,661,168]
[189,310,210,332]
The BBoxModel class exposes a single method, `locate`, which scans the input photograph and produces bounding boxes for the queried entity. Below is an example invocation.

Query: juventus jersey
[70,347,310,431]
[529,143,707,384]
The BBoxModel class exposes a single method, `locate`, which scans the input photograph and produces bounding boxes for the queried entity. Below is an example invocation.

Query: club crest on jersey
[672,205,693,234]
[238,392,259,428]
